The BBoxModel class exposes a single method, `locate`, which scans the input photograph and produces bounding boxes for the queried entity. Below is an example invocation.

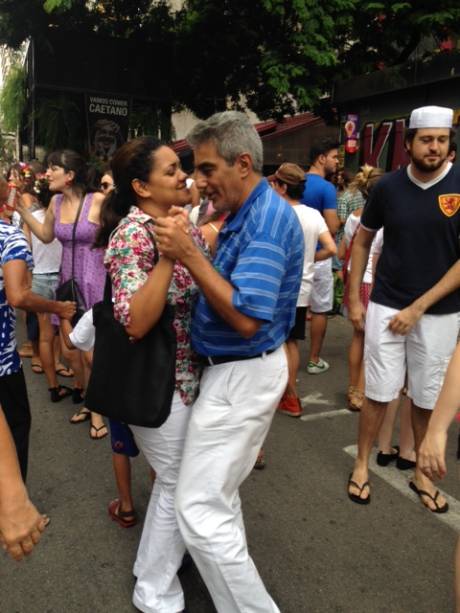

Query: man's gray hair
[187,111,263,173]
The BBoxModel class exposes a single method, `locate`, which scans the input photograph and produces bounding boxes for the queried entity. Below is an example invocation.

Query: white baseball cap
[409,105,453,129]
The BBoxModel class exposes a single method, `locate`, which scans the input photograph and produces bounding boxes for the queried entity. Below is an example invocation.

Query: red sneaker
[277,395,302,418]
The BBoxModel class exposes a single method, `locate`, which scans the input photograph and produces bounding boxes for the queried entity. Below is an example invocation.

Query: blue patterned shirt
[192,179,304,356]
[0,222,34,377]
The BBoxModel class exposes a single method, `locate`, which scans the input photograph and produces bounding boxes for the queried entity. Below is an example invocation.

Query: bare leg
[412,402,447,510]
[37,313,58,390]
[348,398,388,500]
[398,395,416,461]
[285,339,299,397]
[348,329,364,389]
[377,397,399,454]
[59,329,84,390]
[82,350,107,438]
[309,312,327,364]
[112,453,135,513]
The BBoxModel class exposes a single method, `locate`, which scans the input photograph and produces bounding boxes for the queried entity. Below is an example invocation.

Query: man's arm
[348,227,376,331]
[323,208,340,235]
[0,407,47,561]
[3,260,75,319]
[389,260,460,335]
[154,217,261,338]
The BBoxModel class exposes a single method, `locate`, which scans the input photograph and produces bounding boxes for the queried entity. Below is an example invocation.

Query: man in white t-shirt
[269,163,336,416]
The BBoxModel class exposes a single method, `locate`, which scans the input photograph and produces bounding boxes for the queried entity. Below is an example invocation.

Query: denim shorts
[32,273,60,300]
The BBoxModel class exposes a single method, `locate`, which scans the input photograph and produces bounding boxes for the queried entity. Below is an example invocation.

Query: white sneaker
[307,358,330,374]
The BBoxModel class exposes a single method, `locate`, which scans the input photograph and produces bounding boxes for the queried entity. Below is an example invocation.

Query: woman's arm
[0,407,46,561]
[125,257,175,339]
[16,196,56,243]
[418,343,460,480]
[107,222,176,340]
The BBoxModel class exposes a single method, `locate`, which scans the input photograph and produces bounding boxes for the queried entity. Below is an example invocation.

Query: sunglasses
[100,182,114,190]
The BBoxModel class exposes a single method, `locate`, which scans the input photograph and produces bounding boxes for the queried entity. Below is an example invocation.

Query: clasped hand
[154,207,195,261]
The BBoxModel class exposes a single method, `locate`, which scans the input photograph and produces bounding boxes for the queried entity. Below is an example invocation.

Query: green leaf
[43,0,73,14]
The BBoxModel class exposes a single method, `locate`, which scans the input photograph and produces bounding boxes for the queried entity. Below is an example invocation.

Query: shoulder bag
[85,227,177,428]
[55,196,87,324]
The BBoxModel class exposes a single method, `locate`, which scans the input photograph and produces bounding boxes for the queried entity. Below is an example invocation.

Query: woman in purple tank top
[17,150,108,440]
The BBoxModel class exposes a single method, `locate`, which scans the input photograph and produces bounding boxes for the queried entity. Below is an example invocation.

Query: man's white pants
[176,346,288,613]
[130,392,190,613]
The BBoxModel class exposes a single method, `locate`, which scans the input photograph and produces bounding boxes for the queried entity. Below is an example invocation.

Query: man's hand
[0,494,48,561]
[418,429,448,481]
[348,298,366,332]
[154,216,196,262]
[388,303,424,335]
[56,301,77,320]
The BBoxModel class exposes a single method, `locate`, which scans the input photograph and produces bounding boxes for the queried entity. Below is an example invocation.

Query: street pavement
[1,315,459,613]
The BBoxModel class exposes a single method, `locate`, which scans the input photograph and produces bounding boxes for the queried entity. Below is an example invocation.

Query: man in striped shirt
[155,111,303,613]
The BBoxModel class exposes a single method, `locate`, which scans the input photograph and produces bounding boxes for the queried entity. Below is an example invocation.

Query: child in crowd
[60,308,148,528]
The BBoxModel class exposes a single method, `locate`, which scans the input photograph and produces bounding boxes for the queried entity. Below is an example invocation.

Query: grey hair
[187,111,263,173]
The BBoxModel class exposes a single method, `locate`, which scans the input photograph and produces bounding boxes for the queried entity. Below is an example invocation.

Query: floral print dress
[104,205,206,406]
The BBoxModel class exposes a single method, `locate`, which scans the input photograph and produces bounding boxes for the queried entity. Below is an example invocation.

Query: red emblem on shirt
[439,194,460,217]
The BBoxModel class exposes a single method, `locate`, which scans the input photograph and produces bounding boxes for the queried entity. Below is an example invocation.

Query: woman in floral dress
[97,136,206,613]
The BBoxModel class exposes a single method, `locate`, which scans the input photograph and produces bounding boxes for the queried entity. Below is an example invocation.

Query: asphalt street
[1,315,459,613]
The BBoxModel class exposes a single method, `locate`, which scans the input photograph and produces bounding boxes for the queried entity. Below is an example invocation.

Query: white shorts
[364,301,460,410]
[309,259,333,314]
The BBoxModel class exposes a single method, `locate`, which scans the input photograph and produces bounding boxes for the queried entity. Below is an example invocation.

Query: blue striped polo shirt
[192,178,304,356]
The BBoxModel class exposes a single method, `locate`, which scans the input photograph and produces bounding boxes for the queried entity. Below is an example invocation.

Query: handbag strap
[104,219,160,305]
[70,195,86,280]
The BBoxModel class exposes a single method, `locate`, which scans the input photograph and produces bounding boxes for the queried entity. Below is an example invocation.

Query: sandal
[409,481,449,514]
[72,388,85,404]
[253,449,266,470]
[108,499,137,528]
[376,445,399,467]
[90,423,108,440]
[49,385,73,403]
[69,407,91,424]
[31,361,44,374]
[18,343,33,358]
[348,386,364,412]
[347,473,371,505]
[55,364,74,378]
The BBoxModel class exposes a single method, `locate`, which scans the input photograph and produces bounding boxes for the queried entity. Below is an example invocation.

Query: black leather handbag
[55,197,87,325]
[85,266,177,428]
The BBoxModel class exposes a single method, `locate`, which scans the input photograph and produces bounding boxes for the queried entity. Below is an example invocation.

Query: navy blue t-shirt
[361,165,460,315]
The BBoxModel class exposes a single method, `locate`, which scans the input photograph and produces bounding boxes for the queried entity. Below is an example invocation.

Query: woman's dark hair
[94,136,162,248]
[46,149,88,194]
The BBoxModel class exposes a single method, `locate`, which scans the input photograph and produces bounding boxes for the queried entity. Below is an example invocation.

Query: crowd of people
[0,105,459,612]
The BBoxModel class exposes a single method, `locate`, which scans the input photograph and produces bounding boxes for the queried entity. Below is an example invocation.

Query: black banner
[86,94,130,161]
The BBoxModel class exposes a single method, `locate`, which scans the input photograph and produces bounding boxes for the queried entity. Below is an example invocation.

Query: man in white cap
[347,105,460,512]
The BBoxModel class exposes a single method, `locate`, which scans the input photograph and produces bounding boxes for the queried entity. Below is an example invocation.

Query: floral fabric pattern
[104,206,205,406]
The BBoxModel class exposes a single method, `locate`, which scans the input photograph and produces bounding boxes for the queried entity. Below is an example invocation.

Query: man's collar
[222,178,269,233]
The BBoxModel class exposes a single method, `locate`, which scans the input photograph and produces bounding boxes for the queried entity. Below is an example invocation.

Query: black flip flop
[90,424,108,440]
[347,473,371,505]
[49,385,73,403]
[409,481,449,514]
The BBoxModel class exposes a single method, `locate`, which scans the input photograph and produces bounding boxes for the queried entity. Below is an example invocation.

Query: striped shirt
[192,179,304,356]
[0,222,34,377]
